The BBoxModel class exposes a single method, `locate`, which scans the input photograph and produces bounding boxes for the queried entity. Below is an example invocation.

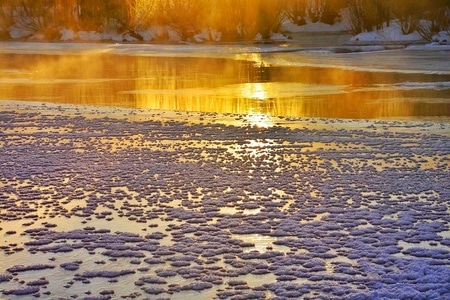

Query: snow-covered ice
[0,100,449,299]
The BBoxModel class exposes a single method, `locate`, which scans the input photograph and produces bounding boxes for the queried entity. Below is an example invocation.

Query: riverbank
[1,100,449,299]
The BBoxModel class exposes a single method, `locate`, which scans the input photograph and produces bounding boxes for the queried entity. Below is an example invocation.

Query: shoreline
[2,99,450,137]
[1,40,449,56]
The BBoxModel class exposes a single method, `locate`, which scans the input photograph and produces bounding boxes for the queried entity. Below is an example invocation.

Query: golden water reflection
[0,53,449,121]
[243,109,274,128]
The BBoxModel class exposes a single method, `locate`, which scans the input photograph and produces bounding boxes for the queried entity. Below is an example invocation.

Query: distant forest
[0,0,449,41]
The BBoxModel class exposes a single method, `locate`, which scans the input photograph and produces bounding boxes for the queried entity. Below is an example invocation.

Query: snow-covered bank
[351,20,423,43]
[349,21,450,47]
[8,17,448,48]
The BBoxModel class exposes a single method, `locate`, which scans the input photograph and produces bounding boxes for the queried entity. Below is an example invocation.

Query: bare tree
[416,0,450,41]
[307,0,344,24]
[211,0,245,41]
[77,0,108,30]
[12,0,62,38]
[125,0,157,30]
[222,0,287,41]
[285,0,308,25]
[307,0,327,23]
[346,0,391,34]
[162,0,206,41]
[258,0,286,38]
[5,0,446,43]
[0,0,15,38]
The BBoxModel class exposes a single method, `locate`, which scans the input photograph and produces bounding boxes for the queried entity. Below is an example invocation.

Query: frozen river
[0,42,450,299]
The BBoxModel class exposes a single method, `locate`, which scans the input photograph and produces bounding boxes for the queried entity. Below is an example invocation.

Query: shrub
[285,0,308,26]
[162,0,206,41]
[391,1,425,34]
[2,0,448,42]
[416,0,449,41]
[307,0,345,25]
[346,0,391,34]
[0,0,14,39]
[11,0,62,38]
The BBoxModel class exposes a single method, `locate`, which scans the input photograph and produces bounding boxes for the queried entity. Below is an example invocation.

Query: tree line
[0,0,448,41]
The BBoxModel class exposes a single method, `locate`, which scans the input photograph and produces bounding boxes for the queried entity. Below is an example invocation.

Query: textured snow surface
[0,103,449,299]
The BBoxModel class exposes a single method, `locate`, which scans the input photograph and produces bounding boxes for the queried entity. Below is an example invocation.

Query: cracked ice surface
[0,102,449,299]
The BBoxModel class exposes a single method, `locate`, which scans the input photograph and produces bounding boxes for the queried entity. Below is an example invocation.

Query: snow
[59,29,75,41]
[137,30,153,42]
[1,7,449,299]
[194,28,222,43]
[431,31,450,45]
[165,26,182,42]
[77,31,103,41]
[351,20,423,43]
[6,264,55,273]
[9,25,32,39]
[5,14,448,48]
[2,286,40,296]
[348,21,448,47]
[78,270,136,278]
[270,33,288,41]
[1,101,449,299]
[56,20,440,47]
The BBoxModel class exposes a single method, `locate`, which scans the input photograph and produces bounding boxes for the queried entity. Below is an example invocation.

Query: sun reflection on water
[241,82,267,100]
[243,108,273,128]
[1,53,447,121]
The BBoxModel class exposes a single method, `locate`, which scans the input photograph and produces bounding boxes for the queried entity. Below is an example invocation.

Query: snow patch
[270,33,288,41]
[351,21,423,43]
[9,25,33,39]
[78,31,103,41]
[28,33,46,41]
[7,264,55,272]
[194,28,222,43]
[2,286,40,296]
[78,269,136,278]
[60,29,75,41]
[137,30,153,42]
[431,31,450,45]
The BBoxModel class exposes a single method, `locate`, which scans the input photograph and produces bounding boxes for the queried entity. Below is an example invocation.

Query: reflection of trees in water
[256,67,272,83]
[0,53,448,120]
[245,65,271,83]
